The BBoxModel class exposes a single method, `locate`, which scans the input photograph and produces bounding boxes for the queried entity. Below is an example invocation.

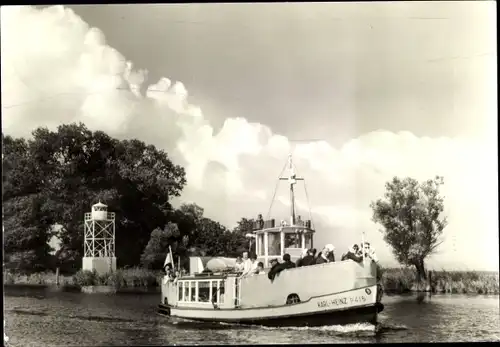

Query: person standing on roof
[257,214,264,229]
[296,215,304,226]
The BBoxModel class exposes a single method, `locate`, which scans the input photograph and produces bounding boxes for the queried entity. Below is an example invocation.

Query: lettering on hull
[316,295,367,309]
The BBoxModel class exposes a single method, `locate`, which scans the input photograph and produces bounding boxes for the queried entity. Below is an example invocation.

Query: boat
[158,154,384,327]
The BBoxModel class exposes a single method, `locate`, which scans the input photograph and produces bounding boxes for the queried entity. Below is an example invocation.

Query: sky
[1,3,498,271]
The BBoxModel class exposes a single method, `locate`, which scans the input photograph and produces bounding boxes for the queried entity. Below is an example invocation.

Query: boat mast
[279,154,303,225]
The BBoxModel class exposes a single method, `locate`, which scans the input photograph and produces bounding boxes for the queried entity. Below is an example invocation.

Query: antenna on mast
[279,153,303,226]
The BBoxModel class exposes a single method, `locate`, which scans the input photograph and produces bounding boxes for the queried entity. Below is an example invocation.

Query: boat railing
[252,218,313,231]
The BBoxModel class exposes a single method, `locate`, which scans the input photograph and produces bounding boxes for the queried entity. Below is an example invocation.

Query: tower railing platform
[84,212,116,221]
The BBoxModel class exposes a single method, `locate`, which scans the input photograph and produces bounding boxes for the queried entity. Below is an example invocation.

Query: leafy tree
[370,176,448,281]
[234,217,255,234]
[3,194,55,272]
[189,218,233,256]
[166,204,249,258]
[140,222,183,269]
[231,217,255,255]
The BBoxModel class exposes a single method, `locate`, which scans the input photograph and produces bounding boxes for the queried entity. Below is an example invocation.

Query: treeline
[2,123,253,274]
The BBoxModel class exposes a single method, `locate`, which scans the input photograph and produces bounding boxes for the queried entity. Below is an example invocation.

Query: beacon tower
[82,202,116,275]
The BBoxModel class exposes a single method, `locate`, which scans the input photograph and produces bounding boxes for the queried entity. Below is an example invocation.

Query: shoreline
[3,283,161,294]
[4,283,498,296]
[4,267,498,296]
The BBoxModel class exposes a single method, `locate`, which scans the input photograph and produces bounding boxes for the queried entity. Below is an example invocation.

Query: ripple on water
[4,290,500,345]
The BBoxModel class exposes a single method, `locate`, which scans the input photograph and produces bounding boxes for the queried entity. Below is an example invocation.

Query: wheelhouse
[253,216,315,268]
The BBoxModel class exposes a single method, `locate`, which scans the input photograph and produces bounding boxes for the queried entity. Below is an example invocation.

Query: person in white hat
[325,244,336,262]
[316,244,335,264]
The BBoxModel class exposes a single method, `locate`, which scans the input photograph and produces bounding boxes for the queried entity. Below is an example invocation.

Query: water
[4,286,499,345]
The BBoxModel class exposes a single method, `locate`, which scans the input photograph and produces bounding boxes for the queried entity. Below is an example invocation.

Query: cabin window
[178,281,184,301]
[183,281,190,301]
[284,233,300,248]
[218,281,225,304]
[258,234,265,256]
[267,232,281,256]
[197,281,210,302]
[305,234,313,249]
[190,281,196,301]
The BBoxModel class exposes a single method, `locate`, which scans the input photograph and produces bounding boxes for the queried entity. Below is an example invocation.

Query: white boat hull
[160,284,383,327]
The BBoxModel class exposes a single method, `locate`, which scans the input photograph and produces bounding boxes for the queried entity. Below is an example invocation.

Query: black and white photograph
[2,2,498,345]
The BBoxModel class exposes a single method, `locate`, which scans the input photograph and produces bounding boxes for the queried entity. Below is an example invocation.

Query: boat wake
[168,317,408,336]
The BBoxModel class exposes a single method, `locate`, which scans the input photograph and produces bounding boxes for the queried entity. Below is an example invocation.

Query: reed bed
[3,267,163,289]
[3,271,73,286]
[71,267,163,288]
[381,267,500,295]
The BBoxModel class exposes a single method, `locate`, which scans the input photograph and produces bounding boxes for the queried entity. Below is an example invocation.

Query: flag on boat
[164,252,172,268]
[164,246,174,270]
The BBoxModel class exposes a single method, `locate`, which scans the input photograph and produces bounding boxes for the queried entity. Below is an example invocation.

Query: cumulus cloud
[1,5,497,270]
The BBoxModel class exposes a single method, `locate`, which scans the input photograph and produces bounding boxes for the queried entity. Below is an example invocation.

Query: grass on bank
[3,267,163,289]
[4,266,499,294]
[381,267,500,294]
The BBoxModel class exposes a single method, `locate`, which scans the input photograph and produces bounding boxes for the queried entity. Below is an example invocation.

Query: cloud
[1,5,497,270]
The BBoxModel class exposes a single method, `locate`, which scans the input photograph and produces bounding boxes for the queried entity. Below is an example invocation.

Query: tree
[3,194,55,272]
[140,222,182,269]
[370,176,448,281]
[140,206,251,271]
[231,217,254,255]
[166,204,248,258]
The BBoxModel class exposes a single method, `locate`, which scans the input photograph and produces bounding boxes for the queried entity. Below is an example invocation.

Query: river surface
[3,286,499,345]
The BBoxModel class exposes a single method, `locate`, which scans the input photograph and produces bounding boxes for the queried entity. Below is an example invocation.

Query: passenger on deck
[316,244,335,264]
[242,253,258,277]
[164,264,175,281]
[241,252,253,274]
[311,248,317,259]
[268,254,295,282]
[295,248,309,267]
[282,253,296,270]
[341,244,363,263]
[360,242,372,258]
[367,247,379,263]
[254,262,265,274]
[267,258,281,281]
[301,249,317,267]
[235,257,244,272]
[328,247,336,262]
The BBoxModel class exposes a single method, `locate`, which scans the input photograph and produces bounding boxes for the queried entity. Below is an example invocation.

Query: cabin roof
[178,273,233,281]
[253,225,315,234]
